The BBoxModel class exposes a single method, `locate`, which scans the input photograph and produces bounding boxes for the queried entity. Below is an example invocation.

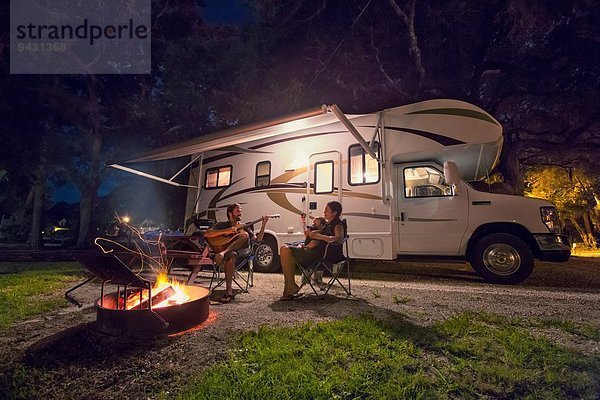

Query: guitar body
[202,214,280,253]
[204,229,242,252]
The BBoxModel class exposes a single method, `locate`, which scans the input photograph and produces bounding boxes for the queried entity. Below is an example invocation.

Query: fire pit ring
[69,252,211,338]
[95,285,210,338]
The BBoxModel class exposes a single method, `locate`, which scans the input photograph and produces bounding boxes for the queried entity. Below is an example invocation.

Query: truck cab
[395,161,570,284]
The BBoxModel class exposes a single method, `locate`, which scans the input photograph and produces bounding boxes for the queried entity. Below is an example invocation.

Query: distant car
[42,226,73,248]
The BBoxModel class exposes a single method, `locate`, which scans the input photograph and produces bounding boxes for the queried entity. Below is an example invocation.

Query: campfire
[66,217,211,338]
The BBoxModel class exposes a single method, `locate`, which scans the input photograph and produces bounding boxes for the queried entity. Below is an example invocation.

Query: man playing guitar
[210,203,269,303]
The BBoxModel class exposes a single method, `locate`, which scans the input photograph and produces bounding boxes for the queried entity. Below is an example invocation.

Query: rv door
[307,151,342,218]
[396,163,468,254]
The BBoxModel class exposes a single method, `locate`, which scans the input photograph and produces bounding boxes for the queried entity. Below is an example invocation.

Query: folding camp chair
[298,219,351,298]
[210,240,255,293]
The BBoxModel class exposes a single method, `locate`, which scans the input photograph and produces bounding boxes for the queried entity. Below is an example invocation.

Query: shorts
[232,247,252,259]
[289,246,322,268]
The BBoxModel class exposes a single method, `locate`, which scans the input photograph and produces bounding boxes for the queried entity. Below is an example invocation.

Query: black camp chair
[297,219,351,298]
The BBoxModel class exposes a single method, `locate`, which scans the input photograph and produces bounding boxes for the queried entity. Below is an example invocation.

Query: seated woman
[279,201,344,300]
[292,217,327,289]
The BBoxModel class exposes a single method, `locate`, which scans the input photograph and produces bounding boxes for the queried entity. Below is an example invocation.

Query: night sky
[202,0,253,24]
[52,0,253,204]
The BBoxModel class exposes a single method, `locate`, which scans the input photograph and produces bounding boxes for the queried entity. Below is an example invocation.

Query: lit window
[403,166,452,198]
[256,161,271,187]
[315,161,334,194]
[348,143,380,185]
[205,166,232,189]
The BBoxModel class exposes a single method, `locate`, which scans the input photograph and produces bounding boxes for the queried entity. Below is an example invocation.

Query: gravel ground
[1,257,599,399]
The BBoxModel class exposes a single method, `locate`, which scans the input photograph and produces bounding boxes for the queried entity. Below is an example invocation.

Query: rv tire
[253,236,280,273]
[470,233,534,284]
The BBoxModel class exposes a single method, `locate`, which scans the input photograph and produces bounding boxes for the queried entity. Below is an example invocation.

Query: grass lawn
[178,313,600,400]
[0,262,85,330]
[1,262,599,399]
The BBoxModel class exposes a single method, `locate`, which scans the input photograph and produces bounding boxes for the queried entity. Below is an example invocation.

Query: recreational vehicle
[112,99,570,284]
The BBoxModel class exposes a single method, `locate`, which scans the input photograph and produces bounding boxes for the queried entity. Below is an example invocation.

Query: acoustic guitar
[203,214,280,252]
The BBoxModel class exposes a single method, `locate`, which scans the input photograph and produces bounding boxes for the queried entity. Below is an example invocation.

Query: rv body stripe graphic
[206,177,245,220]
[267,192,303,215]
[214,184,380,206]
[407,218,458,222]
[344,212,389,220]
[405,108,499,126]
[370,126,465,146]
[208,184,382,216]
[218,184,306,203]
[271,167,307,184]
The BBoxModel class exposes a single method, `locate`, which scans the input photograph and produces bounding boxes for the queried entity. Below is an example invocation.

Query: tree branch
[385,0,425,89]
[369,26,409,98]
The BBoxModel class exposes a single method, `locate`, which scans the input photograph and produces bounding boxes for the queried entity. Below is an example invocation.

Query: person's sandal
[218,294,235,303]
[279,292,304,301]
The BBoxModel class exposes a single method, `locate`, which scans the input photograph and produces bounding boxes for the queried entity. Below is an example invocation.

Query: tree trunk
[582,212,596,249]
[569,217,595,247]
[76,75,103,248]
[499,135,524,195]
[385,0,425,92]
[18,186,35,239]
[28,172,46,249]
[29,129,49,249]
[77,186,94,248]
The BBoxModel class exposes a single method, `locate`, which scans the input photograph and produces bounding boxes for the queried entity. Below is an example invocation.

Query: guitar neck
[240,217,264,230]
[238,214,279,230]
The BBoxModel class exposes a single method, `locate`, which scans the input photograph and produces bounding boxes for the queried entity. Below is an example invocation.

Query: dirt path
[1,258,599,399]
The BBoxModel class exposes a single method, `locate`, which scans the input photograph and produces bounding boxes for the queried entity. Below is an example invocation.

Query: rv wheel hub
[483,244,521,275]
[255,242,273,267]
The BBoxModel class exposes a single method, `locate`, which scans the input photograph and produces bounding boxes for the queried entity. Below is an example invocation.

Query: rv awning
[126,105,334,162]
[109,104,379,186]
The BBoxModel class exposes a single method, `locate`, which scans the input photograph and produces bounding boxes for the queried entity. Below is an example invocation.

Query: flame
[125,272,191,310]
[152,272,190,308]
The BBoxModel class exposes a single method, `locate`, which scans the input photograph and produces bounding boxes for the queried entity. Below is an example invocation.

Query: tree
[525,165,598,247]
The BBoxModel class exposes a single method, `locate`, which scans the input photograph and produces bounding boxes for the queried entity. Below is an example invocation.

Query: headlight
[540,206,561,234]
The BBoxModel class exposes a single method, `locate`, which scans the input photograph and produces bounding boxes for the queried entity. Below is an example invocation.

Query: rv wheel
[253,236,280,273]
[470,233,534,284]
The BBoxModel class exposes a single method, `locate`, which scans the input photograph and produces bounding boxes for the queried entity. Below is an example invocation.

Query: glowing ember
[125,272,190,310]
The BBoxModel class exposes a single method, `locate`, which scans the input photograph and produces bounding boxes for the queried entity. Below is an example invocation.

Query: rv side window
[348,143,380,185]
[314,160,334,194]
[255,161,271,187]
[204,165,232,189]
[403,166,452,198]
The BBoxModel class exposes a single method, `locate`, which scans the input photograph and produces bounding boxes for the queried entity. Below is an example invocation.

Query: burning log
[128,286,176,310]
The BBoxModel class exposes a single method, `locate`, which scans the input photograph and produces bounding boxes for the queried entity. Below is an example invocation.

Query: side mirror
[443,161,461,185]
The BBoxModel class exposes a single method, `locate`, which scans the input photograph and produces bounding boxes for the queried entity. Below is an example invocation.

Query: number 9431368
[17,42,67,52]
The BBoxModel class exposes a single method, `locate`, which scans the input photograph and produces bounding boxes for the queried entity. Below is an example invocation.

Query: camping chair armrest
[323,236,348,261]
[323,236,348,250]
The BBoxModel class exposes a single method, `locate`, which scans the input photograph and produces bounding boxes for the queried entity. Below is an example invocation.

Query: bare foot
[283,284,301,298]
[214,251,226,264]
